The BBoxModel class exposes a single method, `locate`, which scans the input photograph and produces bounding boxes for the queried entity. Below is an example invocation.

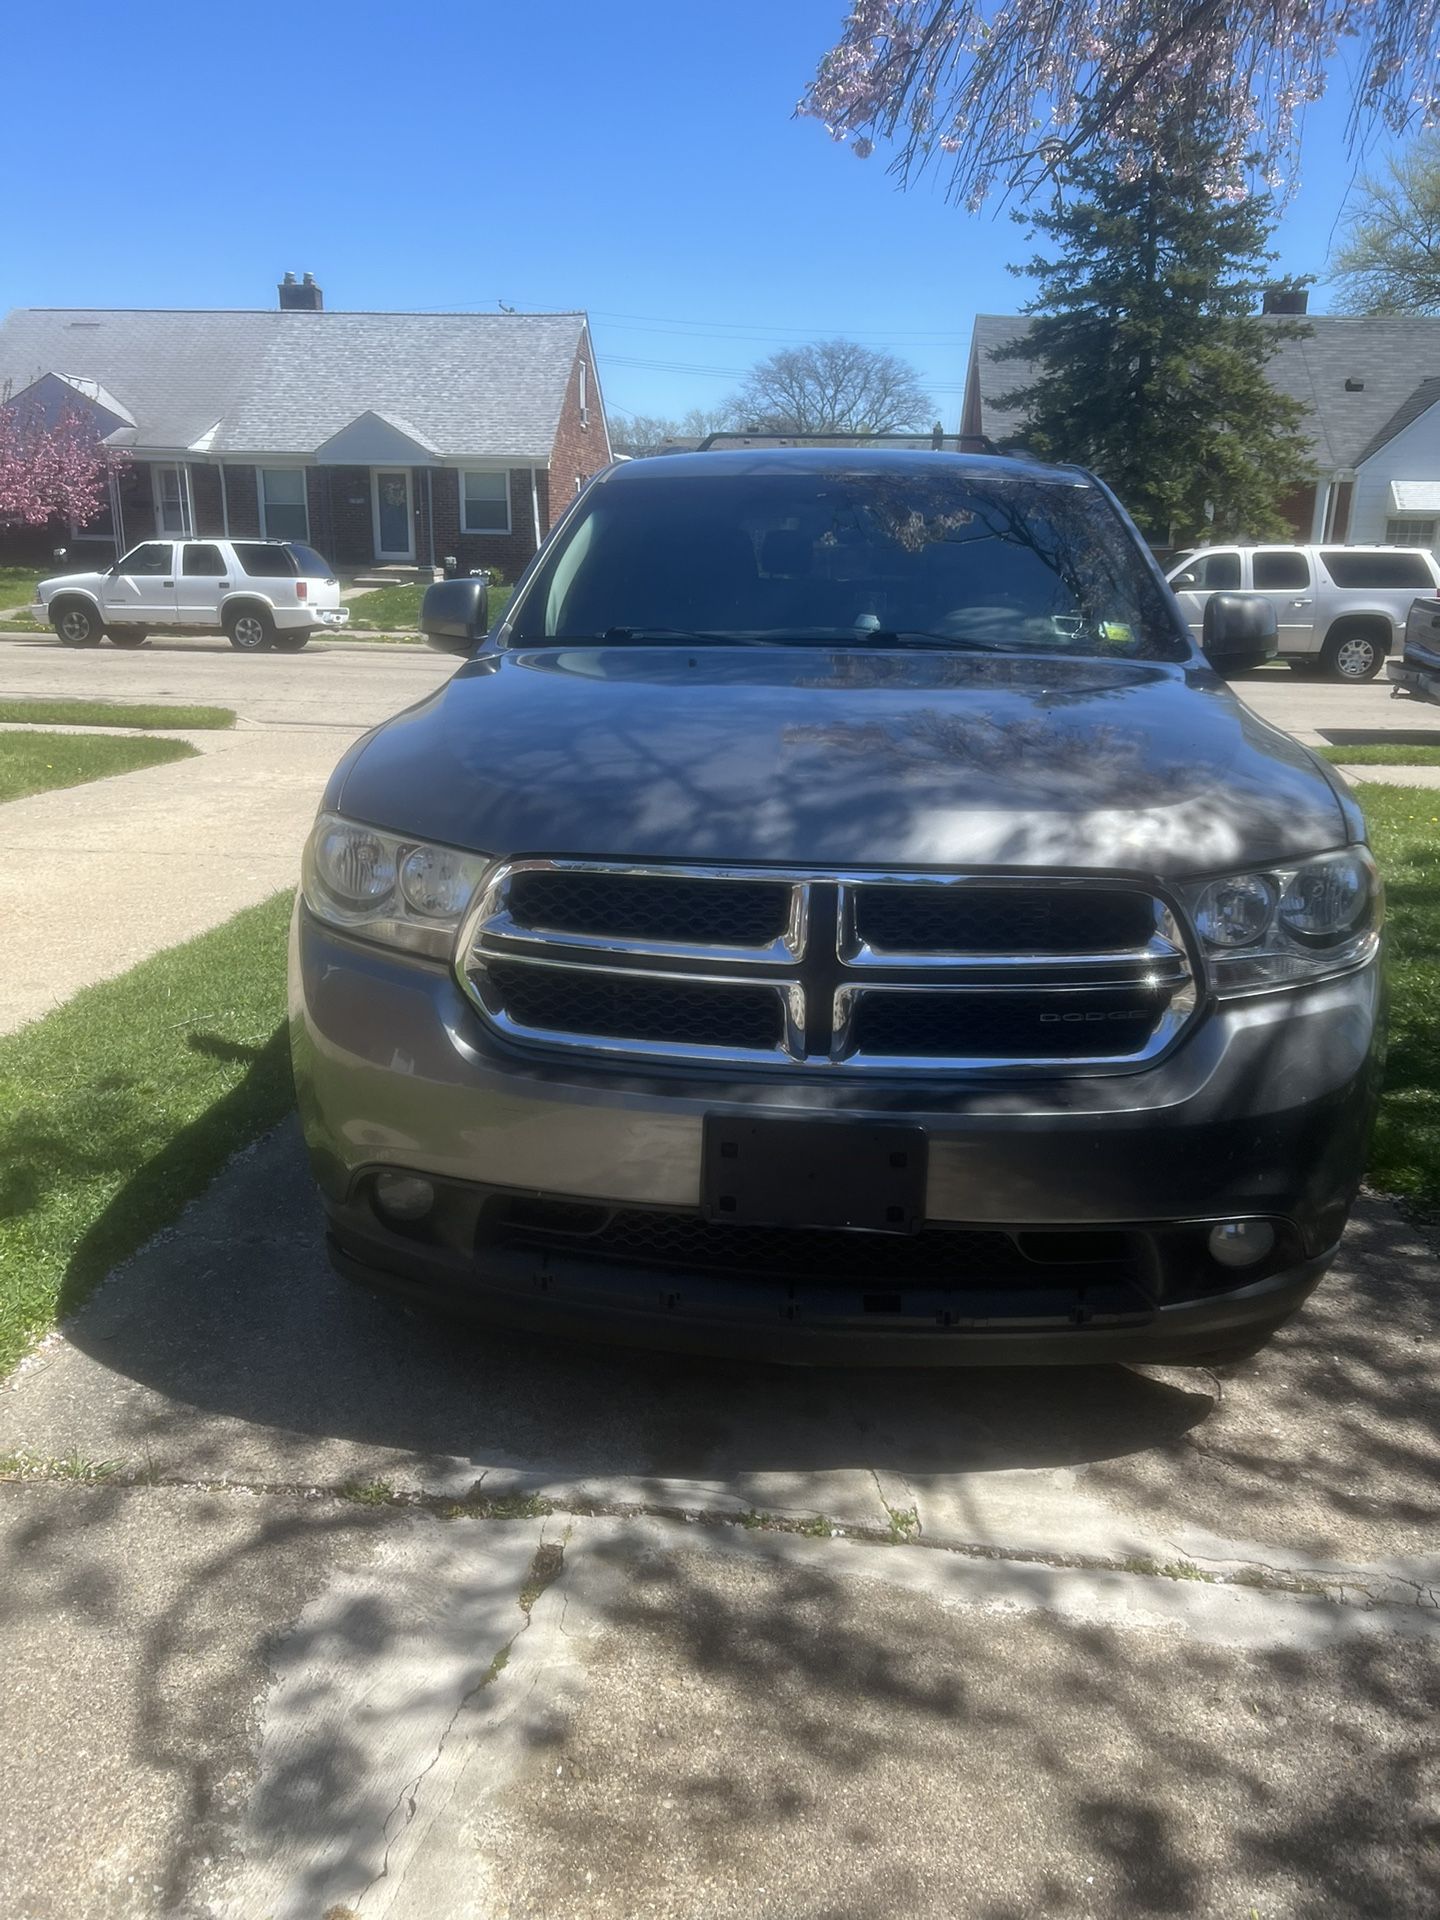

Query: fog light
[1207,1220,1276,1269]
[374,1172,435,1222]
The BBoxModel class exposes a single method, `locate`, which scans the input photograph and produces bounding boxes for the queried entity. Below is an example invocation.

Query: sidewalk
[0,728,342,1033]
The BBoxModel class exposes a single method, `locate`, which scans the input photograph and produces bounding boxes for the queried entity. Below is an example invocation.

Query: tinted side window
[1174,551,1242,589]
[232,543,296,578]
[284,543,335,579]
[1252,550,1310,590]
[1322,549,1434,589]
[118,543,173,576]
[182,543,227,577]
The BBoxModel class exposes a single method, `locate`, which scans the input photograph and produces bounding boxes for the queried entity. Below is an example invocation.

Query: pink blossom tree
[0,387,125,531]
[800,0,1440,207]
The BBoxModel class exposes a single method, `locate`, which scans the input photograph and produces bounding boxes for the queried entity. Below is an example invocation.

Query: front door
[100,541,178,625]
[372,469,414,560]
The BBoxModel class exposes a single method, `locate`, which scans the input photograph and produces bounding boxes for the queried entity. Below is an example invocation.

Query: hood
[38,568,106,595]
[336,645,1351,878]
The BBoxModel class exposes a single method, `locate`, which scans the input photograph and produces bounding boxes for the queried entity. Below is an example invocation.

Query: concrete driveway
[2,1126,1437,1919]
[2,638,1439,1917]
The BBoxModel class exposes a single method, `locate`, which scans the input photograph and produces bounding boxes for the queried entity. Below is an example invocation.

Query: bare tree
[733,340,934,435]
[608,405,737,456]
[1333,134,1440,314]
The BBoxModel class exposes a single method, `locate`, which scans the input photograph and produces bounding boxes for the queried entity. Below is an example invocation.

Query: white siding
[1350,399,1440,551]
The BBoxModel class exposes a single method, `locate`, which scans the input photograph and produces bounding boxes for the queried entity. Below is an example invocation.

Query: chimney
[278,270,323,312]
[1262,286,1308,316]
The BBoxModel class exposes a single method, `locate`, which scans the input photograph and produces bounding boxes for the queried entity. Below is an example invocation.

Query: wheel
[107,630,148,649]
[271,632,311,653]
[1320,624,1387,683]
[226,606,274,652]
[53,601,104,648]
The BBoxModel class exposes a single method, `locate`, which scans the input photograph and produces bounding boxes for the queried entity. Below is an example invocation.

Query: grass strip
[1319,744,1440,767]
[0,891,295,1375]
[1360,785,1440,1206]
[0,698,234,730]
[348,582,513,631]
[0,730,196,803]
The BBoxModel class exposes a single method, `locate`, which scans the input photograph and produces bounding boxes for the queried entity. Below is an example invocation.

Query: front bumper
[291,906,1383,1365]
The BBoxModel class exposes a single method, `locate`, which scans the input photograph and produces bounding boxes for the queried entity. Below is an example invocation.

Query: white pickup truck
[32,537,350,651]
[1166,543,1440,681]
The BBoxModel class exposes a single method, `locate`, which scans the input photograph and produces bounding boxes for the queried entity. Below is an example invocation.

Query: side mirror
[1170,570,1197,589]
[420,577,490,655]
[1202,592,1277,672]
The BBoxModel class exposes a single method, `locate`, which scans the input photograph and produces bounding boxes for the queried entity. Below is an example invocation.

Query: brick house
[0,277,612,576]
[961,295,1440,553]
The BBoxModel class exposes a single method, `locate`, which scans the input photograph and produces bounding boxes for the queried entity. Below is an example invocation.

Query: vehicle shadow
[34,1025,1440,1564]
[37,1058,1213,1510]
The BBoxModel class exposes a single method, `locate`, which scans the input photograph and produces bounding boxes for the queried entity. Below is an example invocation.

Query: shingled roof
[968,313,1440,470]
[0,307,588,461]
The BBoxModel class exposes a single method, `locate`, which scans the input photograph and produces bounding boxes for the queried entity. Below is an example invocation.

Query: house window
[260,468,310,541]
[461,470,511,533]
[153,463,191,535]
[579,360,589,429]
[1387,517,1438,548]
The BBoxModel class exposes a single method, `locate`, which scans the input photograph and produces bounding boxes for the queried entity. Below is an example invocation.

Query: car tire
[226,606,275,652]
[53,600,104,648]
[1320,623,1387,683]
[107,630,148,649]
[271,632,311,653]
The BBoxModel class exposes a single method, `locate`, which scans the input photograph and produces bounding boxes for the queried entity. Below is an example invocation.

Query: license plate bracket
[701,1116,928,1233]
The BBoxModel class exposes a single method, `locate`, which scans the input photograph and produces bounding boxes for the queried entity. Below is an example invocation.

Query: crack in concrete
[4,1460,1435,1617]
[355,1535,566,1912]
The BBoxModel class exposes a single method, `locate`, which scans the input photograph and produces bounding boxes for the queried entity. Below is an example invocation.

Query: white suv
[1166,543,1440,681]
[33,538,350,652]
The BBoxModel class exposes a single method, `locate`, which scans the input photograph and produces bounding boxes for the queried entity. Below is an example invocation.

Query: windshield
[508,467,1189,660]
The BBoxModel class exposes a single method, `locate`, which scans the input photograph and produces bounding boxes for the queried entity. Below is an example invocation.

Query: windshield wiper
[595,627,775,647]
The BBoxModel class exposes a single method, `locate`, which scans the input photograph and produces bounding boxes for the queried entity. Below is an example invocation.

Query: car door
[176,541,230,628]
[99,542,178,626]
[1166,548,1241,640]
[1249,548,1315,653]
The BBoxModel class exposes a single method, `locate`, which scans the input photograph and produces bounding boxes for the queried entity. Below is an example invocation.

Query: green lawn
[0,730,196,803]
[0,698,234,730]
[347,581,513,632]
[0,892,295,1376]
[0,567,44,608]
[1321,744,1440,766]
[1360,785,1440,1206]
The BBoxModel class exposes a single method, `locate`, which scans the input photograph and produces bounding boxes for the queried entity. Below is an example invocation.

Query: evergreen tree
[994,111,1314,546]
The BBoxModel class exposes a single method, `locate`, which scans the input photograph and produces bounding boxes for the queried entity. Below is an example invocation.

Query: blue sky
[2,0,1405,428]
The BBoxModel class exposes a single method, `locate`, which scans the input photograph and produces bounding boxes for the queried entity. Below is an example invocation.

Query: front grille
[484,960,784,1051]
[507,868,790,946]
[484,1197,1146,1289]
[855,885,1156,955]
[849,984,1172,1060]
[459,861,1196,1074]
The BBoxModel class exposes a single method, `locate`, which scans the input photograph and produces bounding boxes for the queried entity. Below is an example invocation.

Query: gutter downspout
[218,463,230,537]
[530,466,542,551]
[183,462,197,537]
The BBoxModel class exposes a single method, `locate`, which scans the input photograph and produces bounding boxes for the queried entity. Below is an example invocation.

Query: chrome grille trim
[457,859,1200,1075]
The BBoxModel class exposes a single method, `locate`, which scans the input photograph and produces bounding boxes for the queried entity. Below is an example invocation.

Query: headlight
[302,813,491,958]
[1182,848,1382,994]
